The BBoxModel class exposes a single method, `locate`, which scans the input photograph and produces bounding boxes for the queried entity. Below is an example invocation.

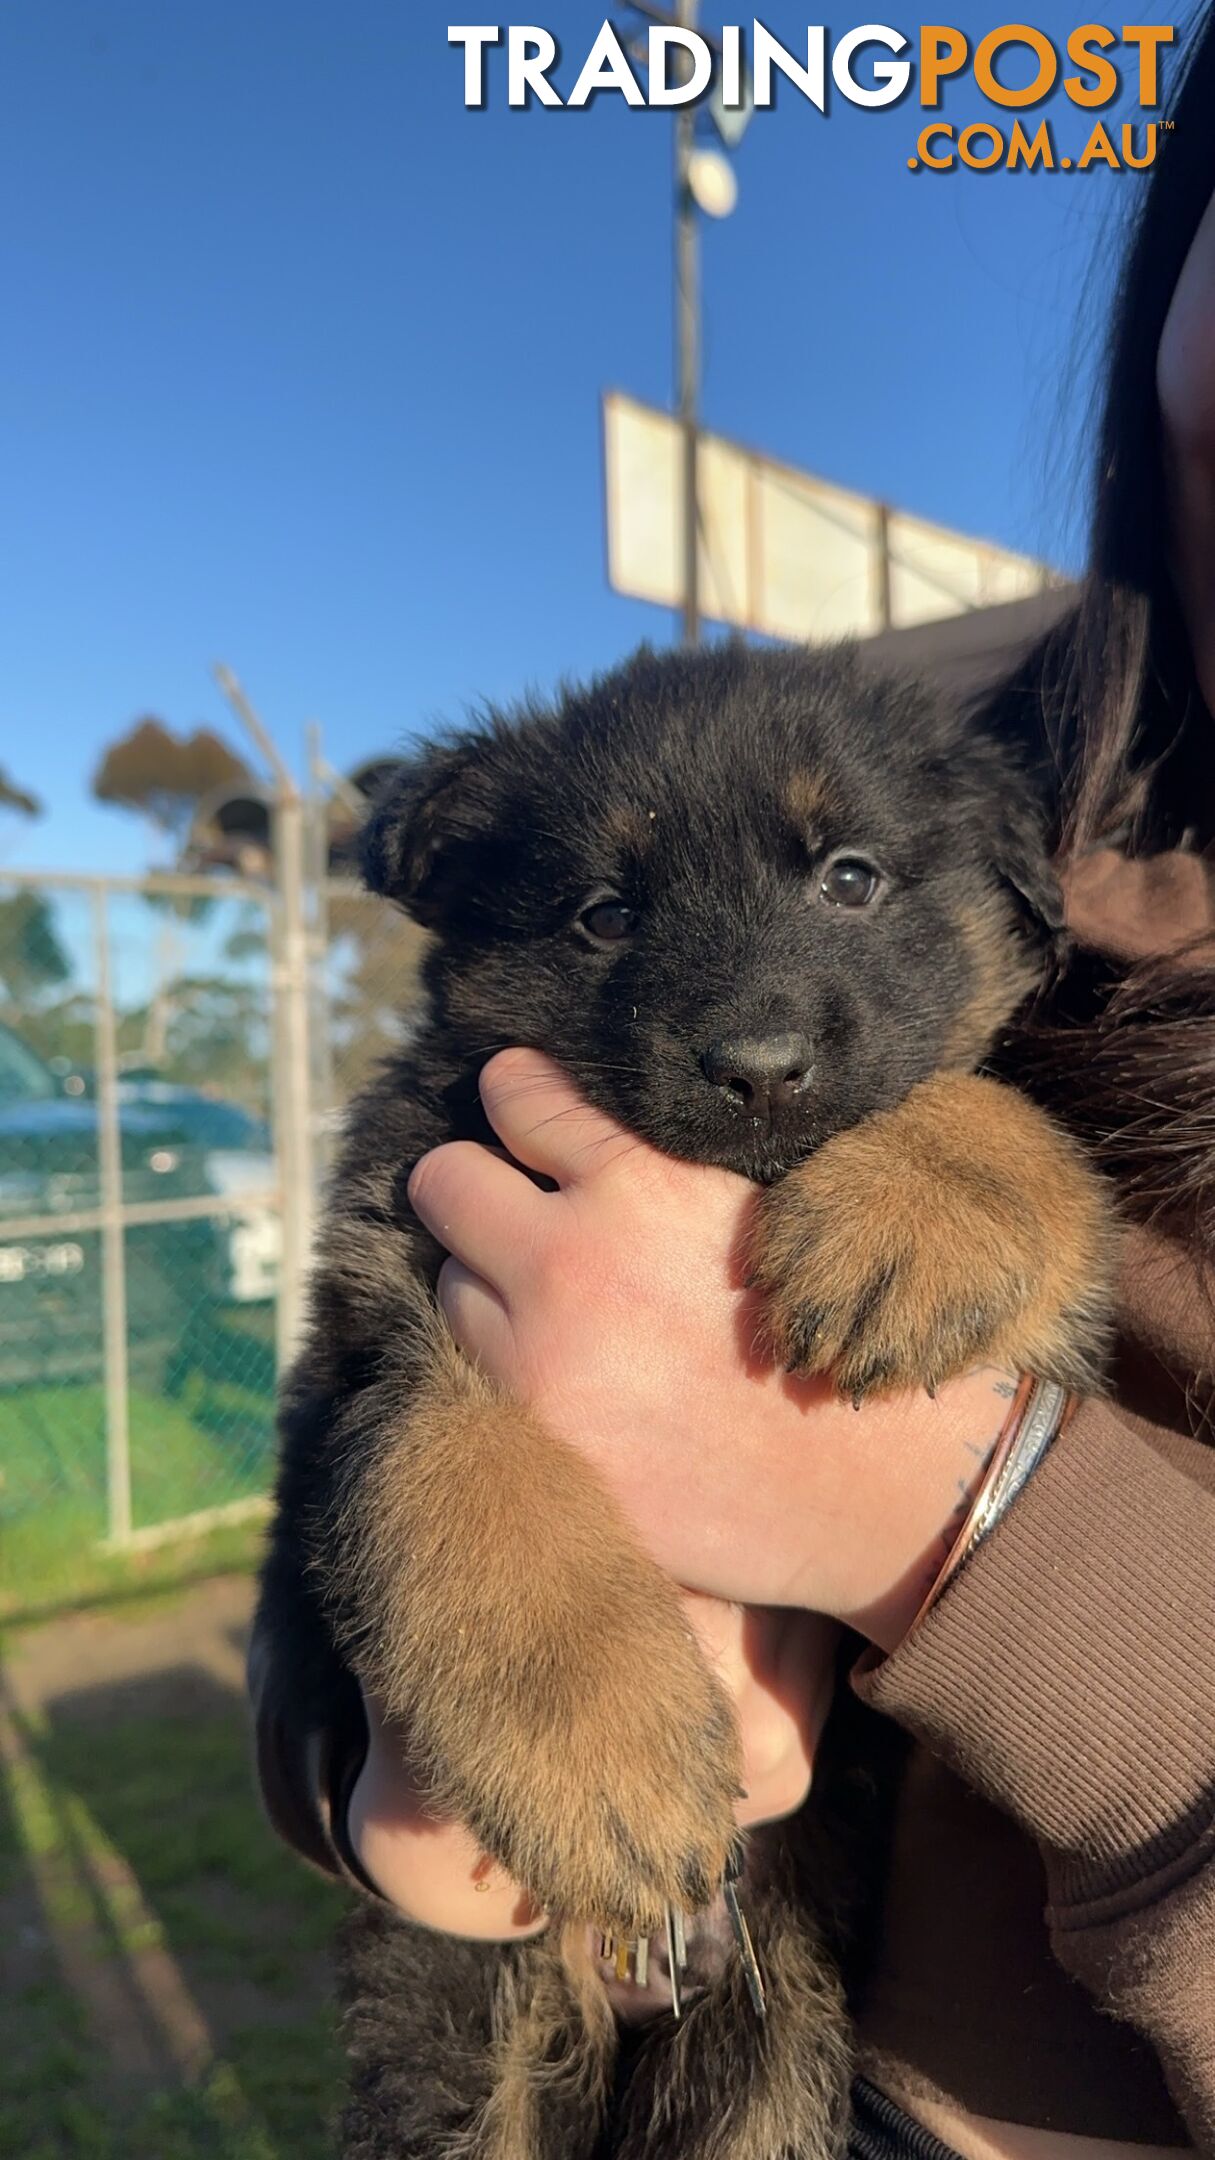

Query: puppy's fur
[256,643,1113,2159]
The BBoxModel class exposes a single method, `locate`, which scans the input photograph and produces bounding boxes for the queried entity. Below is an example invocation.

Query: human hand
[347,1596,837,1939]
[1158,181,1215,714]
[408,1051,1017,1653]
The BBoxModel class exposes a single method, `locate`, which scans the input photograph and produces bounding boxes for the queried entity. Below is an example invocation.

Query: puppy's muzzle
[701,1032,814,1123]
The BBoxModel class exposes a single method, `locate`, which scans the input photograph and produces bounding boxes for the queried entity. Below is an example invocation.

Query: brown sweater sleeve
[855,1231,1215,2148]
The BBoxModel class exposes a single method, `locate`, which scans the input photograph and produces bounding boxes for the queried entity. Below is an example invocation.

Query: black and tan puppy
[256,642,1112,2160]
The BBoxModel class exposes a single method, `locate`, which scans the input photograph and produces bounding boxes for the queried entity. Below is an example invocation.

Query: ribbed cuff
[854,1400,1215,1917]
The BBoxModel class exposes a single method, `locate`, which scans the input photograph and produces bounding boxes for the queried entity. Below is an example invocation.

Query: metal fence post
[306,723,337,1183]
[92,884,133,1548]
[213,667,317,1371]
[274,786,315,1365]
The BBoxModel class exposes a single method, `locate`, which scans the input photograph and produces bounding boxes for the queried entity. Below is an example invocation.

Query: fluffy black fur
[255,641,1106,2160]
[356,643,1059,1182]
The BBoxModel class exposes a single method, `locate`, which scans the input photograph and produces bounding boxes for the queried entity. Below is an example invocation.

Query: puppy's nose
[701,1033,813,1119]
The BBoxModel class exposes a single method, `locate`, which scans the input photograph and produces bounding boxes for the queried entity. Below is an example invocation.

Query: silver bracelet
[900,1372,1079,1645]
[962,1374,1073,1565]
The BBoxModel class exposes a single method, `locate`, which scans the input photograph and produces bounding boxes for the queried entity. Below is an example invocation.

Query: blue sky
[0,0,1188,875]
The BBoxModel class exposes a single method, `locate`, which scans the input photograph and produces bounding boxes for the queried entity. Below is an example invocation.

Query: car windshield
[175,1100,270,1150]
[0,1027,57,1105]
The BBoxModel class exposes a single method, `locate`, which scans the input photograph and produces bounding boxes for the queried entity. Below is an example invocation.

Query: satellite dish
[709,69,754,150]
[687,146,738,219]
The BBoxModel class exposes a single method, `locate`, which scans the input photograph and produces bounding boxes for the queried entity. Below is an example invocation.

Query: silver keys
[595,1855,765,2022]
[723,1843,767,2018]
[595,1912,686,2009]
[664,1906,686,2019]
[671,1907,686,1970]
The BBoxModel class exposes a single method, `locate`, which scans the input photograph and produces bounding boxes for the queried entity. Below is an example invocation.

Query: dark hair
[993,5,1215,1262]
[1034,3,1215,852]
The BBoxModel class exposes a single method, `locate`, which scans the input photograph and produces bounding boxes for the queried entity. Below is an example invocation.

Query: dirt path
[3,1576,257,2072]
[4,1572,256,1718]
[1,1573,343,2158]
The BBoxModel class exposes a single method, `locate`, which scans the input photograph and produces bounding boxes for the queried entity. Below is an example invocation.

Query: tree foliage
[92,719,252,843]
[0,891,71,1005]
[324,890,426,1101]
[0,766,41,819]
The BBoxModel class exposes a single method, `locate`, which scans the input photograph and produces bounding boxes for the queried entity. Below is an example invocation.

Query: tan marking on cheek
[943,894,1040,1069]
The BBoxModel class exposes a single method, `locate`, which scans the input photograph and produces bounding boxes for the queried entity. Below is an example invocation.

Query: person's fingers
[407,1139,546,1286]
[436,1257,518,1379]
[351,1695,547,1940]
[679,1598,834,1830]
[478,1049,640,1187]
[681,1589,748,1677]
[741,1608,838,1789]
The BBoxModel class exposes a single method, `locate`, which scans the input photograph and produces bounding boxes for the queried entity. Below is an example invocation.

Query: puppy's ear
[992,792,1066,938]
[359,739,487,926]
[941,715,1065,941]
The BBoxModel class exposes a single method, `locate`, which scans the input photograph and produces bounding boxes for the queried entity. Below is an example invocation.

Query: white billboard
[603,390,1055,641]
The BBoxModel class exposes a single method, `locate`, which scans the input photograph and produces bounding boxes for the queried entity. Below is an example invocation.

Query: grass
[1,1319,277,1620]
[1,1588,349,2159]
[0,1318,356,2154]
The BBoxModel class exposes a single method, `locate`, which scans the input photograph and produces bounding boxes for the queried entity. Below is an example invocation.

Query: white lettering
[449,25,501,107]
[567,20,645,107]
[721,22,744,105]
[648,26,713,105]
[508,24,561,106]
[752,22,826,110]
[832,23,910,107]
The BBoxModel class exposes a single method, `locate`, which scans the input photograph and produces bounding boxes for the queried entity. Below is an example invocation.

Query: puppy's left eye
[579,897,636,944]
[819,855,881,908]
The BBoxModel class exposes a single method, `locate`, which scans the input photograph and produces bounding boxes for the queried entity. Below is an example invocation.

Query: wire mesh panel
[316,882,427,1156]
[106,886,279,1535]
[0,855,430,1605]
[0,881,106,1600]
[0,875,280,1604]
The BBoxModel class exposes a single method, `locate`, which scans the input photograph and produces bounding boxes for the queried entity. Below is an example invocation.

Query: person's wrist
[806,1366,1023,1653]
[847,1370,1082,1656]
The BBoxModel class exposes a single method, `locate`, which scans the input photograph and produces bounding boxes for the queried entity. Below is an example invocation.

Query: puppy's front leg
[748,1072,1113,1399]
[320,1326,742,1935]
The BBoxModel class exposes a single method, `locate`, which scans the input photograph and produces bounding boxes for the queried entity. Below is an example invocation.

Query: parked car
[0,1023,278,1391]
[115,1074,281,1306]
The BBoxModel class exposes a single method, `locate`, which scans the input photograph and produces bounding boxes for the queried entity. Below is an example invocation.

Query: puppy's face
[364,646,1059,1181]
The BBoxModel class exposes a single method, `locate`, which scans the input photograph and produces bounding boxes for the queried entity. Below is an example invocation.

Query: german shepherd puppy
[255,643,1112,2160]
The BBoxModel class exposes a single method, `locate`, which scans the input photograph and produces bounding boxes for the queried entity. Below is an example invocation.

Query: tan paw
[420,1583,743,1935]
[337,1333,744,1934]
[747,1074,1111,1398]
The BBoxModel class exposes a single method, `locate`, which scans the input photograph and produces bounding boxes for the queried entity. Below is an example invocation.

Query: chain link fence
[0,853,425,1609]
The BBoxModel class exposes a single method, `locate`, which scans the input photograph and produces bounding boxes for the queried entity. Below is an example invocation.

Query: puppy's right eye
[819,855,881,908]
[579,898,635,944]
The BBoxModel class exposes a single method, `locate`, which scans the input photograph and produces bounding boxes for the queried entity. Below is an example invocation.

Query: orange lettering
[1121,24,1174,105]
[973,22,1057,106]
[1064,24,1118,105]
[919,24,969,103]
